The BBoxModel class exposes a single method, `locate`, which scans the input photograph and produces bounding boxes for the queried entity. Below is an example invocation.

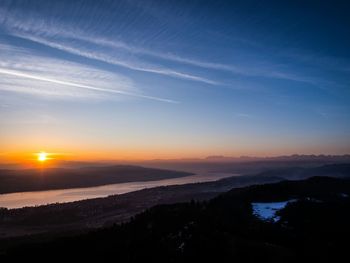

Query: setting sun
[37,152,48,162]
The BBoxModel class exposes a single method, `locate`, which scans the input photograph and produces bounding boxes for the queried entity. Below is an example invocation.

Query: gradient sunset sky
[1,0,350,162]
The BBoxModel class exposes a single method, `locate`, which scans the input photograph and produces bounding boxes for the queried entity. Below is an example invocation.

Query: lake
[0,172,237,209]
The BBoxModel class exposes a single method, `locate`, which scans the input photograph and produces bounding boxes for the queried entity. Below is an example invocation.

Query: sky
[0,0,350,162]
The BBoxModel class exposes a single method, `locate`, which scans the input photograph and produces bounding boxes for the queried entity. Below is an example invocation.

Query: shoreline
[0,172,237,209]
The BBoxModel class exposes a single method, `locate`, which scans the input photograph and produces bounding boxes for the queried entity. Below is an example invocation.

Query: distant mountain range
[204,154,350,162]
[1,154,349,170]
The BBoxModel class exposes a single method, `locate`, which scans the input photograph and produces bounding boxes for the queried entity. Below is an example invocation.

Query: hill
[2,175,350,262]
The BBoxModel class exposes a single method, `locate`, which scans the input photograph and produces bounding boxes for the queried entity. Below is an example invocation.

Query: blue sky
[0,0,349,160]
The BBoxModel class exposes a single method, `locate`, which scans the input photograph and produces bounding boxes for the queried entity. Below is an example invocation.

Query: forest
[2,176,350,262]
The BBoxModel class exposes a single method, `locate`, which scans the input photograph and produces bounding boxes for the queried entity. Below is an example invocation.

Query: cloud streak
[0,43,177,103]
[0,68,177,103]
[0,5,220,86]
[0,2,333,100]
[11,32,219,86]
[10,26,318,86]
[1,5,311,85]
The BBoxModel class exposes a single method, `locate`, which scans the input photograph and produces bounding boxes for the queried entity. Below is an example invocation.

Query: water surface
[0,172,237,209]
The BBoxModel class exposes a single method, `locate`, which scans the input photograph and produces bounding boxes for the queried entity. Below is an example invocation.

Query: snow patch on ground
[252,200,296,222]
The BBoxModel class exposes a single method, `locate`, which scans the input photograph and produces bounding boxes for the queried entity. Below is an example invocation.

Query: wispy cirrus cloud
[0,1,337,100]
[0,68,177,103]
[0,43,177,103]
[9,25,309,85]
[0,5,317,86]
[0,7,219,86]
[12,32,219,86]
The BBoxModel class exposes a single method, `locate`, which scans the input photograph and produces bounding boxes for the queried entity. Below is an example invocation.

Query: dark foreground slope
[3,176,350,262]
[0,165,192,194]
[1,163,348,240]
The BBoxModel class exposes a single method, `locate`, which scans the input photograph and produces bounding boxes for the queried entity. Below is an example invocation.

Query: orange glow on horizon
[1,146,348,168]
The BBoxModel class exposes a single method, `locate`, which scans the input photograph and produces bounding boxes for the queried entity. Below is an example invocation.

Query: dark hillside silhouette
[2,176,350,262]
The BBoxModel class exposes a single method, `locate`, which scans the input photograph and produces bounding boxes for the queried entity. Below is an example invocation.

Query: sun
[37,151,48,162]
